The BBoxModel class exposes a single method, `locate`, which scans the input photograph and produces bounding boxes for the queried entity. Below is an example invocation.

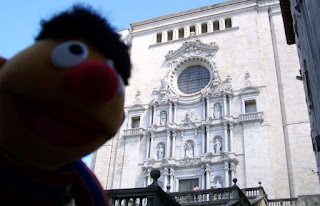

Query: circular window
[177,65,210,94]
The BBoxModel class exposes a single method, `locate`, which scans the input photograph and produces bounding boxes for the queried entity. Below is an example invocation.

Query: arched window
[177,65,210,94]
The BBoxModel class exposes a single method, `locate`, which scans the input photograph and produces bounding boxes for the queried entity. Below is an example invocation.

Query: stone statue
[213,71,219,80]
[214,139,222,154]
[157,144,165,159]
[213,103,221,119]
[186,109,194,122]
[160,111,167,125]
[134,90,141,104]
[245,71,252,86]
[215,180,222,188]
[185,141,194,158]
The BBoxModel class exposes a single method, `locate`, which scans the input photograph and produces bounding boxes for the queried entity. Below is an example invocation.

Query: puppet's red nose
[65,61,119,105]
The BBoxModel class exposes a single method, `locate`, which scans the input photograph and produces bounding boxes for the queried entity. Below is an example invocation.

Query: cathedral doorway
[179,178,199,191]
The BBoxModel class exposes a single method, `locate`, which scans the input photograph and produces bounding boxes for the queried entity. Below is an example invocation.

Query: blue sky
[1,0,227,166]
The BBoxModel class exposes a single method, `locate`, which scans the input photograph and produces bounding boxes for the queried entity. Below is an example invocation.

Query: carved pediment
[128,104,145,111]
[144,158,156,167]
[239,86,260,95]
[165,38,219,68]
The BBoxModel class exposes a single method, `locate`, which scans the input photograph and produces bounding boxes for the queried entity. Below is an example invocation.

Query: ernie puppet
[0,5,131,206]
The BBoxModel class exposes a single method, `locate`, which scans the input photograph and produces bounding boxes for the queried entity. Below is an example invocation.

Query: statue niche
[213,103,222,119]
[160,111,167,125]
[214,137,222,154]
[184,140,194,158]
[157,143,165,159]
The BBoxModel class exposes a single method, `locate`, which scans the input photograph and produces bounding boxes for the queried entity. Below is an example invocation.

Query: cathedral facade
[92,0,320,199]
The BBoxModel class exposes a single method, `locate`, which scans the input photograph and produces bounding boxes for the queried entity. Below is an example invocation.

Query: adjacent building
[92,0,320,199]
[279,0,320,181]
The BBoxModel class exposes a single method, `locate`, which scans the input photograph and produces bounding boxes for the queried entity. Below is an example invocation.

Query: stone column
[219,19,225,30]
[170,168,175,192]
[229,124,234,152]
[164,167,169,189]
[162,31,168,42]
[206,126,210,153]
[207,21,213,32]
[173,103,177,123]
[147,168,152,185]
[166,130,171,158]
[196,24,201,35]
[202,99,206,120]
[206,97,210,119]
[169,103,173,123]
[184,26,190,38]
[150,106,153,127]
[228,95,232,116]
[173,29,179,40]
[153,105,157,125]
[202,127,206,154]
[146,133,151,158]
[201,165,205,189]
[205,164,211,189]
[150,132,155,158]
[223,123,229,152]
[172,131,176,157]
[224,162,229,187]
[152,33,157,44]
[230,162,236,181]
[223,95,227,116]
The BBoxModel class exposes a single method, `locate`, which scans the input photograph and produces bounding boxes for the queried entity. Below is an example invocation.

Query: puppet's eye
[51,41,89,69]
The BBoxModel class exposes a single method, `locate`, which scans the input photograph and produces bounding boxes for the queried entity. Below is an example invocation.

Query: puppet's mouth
[13,94,107,146]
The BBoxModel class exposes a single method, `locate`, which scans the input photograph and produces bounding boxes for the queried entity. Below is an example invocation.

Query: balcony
[123,128,145,137]
[268,198,298,206]
[239,112,263,123]
[106,169,300,206]
[106,170,252,206]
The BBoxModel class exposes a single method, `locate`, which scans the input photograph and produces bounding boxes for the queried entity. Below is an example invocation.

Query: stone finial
[259,181,262,187]
[232,178,238,185]
[166,185,171,192]
[148,169,161,187]
[245,71,252,86]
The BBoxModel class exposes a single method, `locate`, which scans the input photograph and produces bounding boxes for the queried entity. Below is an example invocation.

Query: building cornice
[130,0,279,34]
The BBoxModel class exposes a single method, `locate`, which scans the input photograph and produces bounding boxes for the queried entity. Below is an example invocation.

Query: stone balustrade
[268,198,298,206]
[239,112,263,123]
[242,187,266,197]
[169,187,238,204]
[107,169,180,206]
[123,128,145,137]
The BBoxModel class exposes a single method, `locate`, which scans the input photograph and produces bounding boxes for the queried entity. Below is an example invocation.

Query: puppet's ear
[0,57,7,68]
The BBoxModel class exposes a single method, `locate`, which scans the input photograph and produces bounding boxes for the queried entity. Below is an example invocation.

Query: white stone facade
[92,0,320,199]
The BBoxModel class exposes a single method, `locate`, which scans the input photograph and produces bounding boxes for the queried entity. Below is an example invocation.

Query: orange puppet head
[0,6,131,170]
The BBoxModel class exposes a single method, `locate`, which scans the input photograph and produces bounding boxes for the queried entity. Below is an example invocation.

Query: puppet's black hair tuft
[35,5,131,85]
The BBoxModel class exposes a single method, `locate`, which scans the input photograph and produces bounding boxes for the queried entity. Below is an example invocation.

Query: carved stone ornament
[165,38,219,67]
[244,71,252,87]
[134,90,142,104]
[144,158,156,167]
